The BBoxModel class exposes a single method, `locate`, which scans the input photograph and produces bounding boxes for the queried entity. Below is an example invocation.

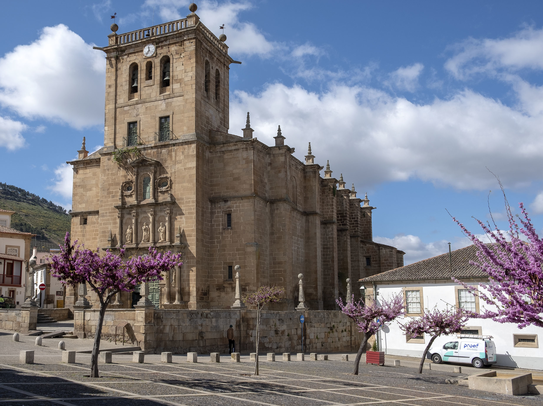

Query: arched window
[146,61,153,80]
[204,60,210,95]
[215,69,220,101]
[142,176,151,200]
[129,63,138,94]
[161,56,170,87]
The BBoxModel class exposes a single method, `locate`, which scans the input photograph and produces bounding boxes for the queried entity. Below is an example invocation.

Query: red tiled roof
[0,225,33,236]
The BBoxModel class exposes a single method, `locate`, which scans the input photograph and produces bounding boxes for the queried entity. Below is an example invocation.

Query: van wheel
[472,358,484,368]
[431,354,442,364]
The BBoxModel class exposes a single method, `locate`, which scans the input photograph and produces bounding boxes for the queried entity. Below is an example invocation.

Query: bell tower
[101,3,233,148]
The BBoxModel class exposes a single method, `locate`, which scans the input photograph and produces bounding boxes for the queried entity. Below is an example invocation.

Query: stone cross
[231,266,245,308]
[296,273,308,311]
[346,278,352,303]
[74,283,91,308]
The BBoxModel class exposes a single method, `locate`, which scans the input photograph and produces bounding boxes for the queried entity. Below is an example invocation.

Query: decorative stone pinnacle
[242,112,254,139]
[78,137,88,159]
[339,174,346,189]
[274,125,285,146]
[81,137,86,151]
[245,112,251,128]
[350,183,357,199]
[363,192,370,207]
[305,142,315,165]
[324,160,332,178]
[189,3,197,13]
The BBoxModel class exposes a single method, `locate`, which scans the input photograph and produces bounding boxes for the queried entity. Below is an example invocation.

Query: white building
[0,209,33,306]
[360,245,542,370]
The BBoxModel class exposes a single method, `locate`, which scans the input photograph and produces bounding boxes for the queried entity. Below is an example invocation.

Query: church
[68,4,404,311]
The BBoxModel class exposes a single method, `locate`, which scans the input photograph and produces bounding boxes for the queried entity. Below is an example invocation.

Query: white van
[428,335,497,368]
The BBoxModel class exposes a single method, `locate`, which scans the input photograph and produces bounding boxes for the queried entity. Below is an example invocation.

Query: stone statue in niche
[141,222,150,243]
[125,225,133,244]
[158,222,166,242]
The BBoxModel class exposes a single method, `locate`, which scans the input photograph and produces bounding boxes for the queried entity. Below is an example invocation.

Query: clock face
[143,44,155,57]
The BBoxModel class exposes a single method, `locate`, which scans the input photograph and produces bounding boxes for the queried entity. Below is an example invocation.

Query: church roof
[360,244,489,284]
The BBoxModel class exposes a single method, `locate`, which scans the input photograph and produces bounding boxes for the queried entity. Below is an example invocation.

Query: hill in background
[0,183,70,251]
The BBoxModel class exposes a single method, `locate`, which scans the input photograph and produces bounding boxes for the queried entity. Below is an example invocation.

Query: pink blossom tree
[452,193,543,330]
[51,233,182,378]
[337,294,404,375]
[400,307,468,373]
[242,286,284,376]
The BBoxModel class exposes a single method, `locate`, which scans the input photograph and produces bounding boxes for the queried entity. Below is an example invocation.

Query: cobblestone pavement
[0,331,541,405]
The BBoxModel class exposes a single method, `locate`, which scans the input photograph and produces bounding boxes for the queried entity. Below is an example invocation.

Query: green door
[148,280,160,309]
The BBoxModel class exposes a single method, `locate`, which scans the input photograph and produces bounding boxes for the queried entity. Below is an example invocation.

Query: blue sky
[1,1,543,264]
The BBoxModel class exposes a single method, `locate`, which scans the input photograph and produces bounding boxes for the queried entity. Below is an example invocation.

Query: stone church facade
[68,5,404,311]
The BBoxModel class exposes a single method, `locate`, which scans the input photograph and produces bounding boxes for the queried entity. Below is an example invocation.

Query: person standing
[227,325,235,354]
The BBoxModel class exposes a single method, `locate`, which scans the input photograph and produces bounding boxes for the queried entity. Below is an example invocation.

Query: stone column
[165,208,171,243]
[113,291,122,306]
[172,265,182,304]
[164,269,172,305]
[132,210,137,245]
[74,283,91,308]
[296,273,308,311]
[231,266,245,308]
[346,278,352,303]
[136,281,153,307]
[149,211,155,244]
[117,212,122,247]
[73,283,92,339]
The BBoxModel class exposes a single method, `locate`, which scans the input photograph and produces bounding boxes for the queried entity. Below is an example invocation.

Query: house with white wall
[0,208,33,306]
[360,244,542,370]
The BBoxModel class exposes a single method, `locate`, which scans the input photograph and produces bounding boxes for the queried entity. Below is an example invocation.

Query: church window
[227,265,233,280]
[226,213,232,228]
[143,176,151,200]
[215,69,220,101]
[81,216,87,225]
[161,56,170,87]
[130,63,138,94]
[159,116,170,141]
[365,256,371,266]
[127,122,138,146]
[146,61,153,80]
[204,60,210,95]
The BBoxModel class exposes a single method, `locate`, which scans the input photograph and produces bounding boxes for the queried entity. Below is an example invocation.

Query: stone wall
[38,308,72,321]
[0,307,37,333]
[74,308,361,354]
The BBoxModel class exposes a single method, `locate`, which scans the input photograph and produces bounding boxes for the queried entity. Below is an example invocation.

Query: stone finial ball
[110,23,119,33]
[189,3,197,12]
[234,265,240,271]
[346,278,350,283]
[219,34,227,42]
[298,273,303,279]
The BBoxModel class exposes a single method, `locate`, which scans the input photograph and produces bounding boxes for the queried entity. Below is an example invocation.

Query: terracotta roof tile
[360,244,489,283]
[0,225,33,236]
[0,208,15,214]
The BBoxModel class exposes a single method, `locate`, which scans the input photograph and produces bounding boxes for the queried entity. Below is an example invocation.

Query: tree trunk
[418,335,438,374]
[353,332,371,375]
[254,308,260,376]
[90,302,108,378]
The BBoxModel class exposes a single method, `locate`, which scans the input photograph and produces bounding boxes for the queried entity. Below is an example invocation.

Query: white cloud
[387,63,424,92]
[0,24,105,129]
[291,43,324,59]
[445,26,543,80]
[374,234,471,265]
[49,163,73,200]
[0,116,26,150]
[91,0,112,22]
[135,0,277,58]
[531,192,543,214]
[231,82,543,192]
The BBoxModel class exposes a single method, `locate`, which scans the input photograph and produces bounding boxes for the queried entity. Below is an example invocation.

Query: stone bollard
[62,351,76,364]
[161,352,172,363]
[342,354,349,361]
[133,351,144,363]
[101,351,112,364]
[297,353,304,361]
[250,353,257,361]
[210,352,220,363]
[318,354,328,361]
[267,353,275,362]
[187,352,198,363]
[426,363,432,370]
[231,352,240,363]
[35,337,42,346]
[394,360,401,366]
[12,333,19,342]
[283,353,291,361]
[20,350,34,364]
[309,353,317,361]
[58,341,65,350]
[453,366,462,373]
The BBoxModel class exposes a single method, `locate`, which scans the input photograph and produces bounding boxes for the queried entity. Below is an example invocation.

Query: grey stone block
[250,353,257,361]
[318,354,328,361]
[12,333,19,342]
[394,359,401,366]
[231,352,240,362]
[133,351,144,363]
[309,353,317,360]
[283,353,291,361]
[210,352,220,363]
[161,352,172,363]
[454,366,462,373]
[342,354,349,361]
[35,337,42,346]
[187,352,197,363]
[297,353,304,361]
[58,341,65,350]
[20,350,34,364]
[62,351,76,364]
[101,351,112,363]
[267,353,275,362]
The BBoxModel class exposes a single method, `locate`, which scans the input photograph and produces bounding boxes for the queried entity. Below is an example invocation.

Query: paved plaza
[0,330,541,405]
